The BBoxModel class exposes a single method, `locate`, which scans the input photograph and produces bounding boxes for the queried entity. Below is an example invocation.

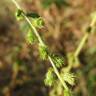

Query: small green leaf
[26,12,40,18]
[50,54,64,68]
[15,9,24,20]
[63,72,75,86]
[26,29,37,44]
[39,44,48,60]
[44,68,56,86]
[32,18,44,28]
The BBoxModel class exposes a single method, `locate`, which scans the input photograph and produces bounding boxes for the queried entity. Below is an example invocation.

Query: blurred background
[0,0,96,96]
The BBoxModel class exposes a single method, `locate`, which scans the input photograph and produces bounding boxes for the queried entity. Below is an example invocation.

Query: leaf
[32,18,44,28]
[63,72,75,86]
[39,44,48,60]
[26,12,40,18]
[50,54,65,68]
[15,9,24,20]
[26,29,37,44]
[44,68,56,86]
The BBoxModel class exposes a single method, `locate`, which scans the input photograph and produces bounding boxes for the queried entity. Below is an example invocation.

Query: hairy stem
[48,56,68,90]
[11,0,68,90]
[75,13,96,57]
[75,33,89,57]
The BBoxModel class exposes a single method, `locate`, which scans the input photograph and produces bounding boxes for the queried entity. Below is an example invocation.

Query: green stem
[12,0,44,45]
[11,0,68,90]
[74,12,96,57]
[12,0,20,9]
[74,33,89,57]
[48,56,68,90]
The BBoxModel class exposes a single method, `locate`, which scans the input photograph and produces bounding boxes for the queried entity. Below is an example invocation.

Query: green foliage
[50,54,65,68]
[15,9,24,20]
[49,82,63,96]
[49,83,72,96]
[12,0,76,95]
[26,29,37,44]
[39,44,48,60]
[31,17,44,28]
[62,72,75,86]
[26,12,40,18]
[64,89,72,96]
[16,9,44,28]
[67,52,80,71]
[26,12,44,28]
[44,68,56,86]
